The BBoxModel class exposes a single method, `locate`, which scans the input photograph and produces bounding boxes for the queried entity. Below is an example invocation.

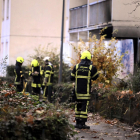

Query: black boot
[81,121,90,129]
[74,120,80,128]
[78,120,83,129]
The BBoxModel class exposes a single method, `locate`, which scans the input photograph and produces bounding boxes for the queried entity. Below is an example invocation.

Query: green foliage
[127,68,140,94]
[90,83,140,125]
[0,76,15,84]
[27,46,71,83]
[0,81,75,140]
[53,82,73,103]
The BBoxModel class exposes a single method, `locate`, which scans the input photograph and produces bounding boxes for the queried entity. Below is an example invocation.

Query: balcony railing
[69,5,87,30]
[89,0,112,26]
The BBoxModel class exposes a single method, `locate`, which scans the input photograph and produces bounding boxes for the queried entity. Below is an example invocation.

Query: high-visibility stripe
[14,69,17,83]
[47,83,52,86]
[92,71,98,78]
[48,65,52,69]
[76,94,91,97]
[32,67,34,73]
[40,66,43,75]
[79,66,89,69]
[14,82,21,85]
[31,83,41,88]
[45,70,51,73]
[76,76,91,79]
[75,111,87,115]
[75,104,77,113]
[29,71,31,75]
[79,115,87,118]
[76,96,91,99]
[87,65,92,97]
[75,101,89,119]
[45,74,49,77]
[14,69,21,85]
[71,73,75,77]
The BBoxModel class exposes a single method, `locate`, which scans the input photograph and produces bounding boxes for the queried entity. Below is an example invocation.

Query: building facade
[0,0,71,74]
[0,0,140,77]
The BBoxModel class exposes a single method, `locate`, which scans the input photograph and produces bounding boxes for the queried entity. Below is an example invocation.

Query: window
[7,0,9,19]
[2,0,5,20]
[70,5,87,30]
[89,0,112,26]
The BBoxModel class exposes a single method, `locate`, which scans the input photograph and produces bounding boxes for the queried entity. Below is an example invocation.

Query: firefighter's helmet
[81,51,91,60]
[43,57,50,62]
[31,59,39,67]
[16,57,24,63]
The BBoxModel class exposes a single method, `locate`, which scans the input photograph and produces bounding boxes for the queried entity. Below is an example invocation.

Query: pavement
[68,111,140,140]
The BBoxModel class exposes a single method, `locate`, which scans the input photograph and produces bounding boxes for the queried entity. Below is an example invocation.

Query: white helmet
[43,57,50,62]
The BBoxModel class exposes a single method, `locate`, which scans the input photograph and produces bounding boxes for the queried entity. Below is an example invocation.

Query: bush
[53,82,74,103]
[0,76,15,84]
[128,68,140,94]
[0,81,75,140]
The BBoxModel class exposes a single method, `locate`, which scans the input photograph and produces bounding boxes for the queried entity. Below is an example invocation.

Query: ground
[68,110,140,140]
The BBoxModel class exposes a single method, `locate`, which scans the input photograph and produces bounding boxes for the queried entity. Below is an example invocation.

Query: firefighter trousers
[75,100,89,122]
[42,85,53,103]
[32,87,40,95]
[16,84,23,92]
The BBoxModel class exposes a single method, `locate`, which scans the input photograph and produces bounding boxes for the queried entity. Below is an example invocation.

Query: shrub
[127,67,140,94]
[0,76,15,84]
[53,82,73,103]
[0,81,75,140]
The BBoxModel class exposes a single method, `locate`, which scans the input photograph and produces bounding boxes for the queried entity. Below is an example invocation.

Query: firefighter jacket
[14,61,24,85]
[70,59,99,100]
[42,64,54,86]
[29,66,43,88]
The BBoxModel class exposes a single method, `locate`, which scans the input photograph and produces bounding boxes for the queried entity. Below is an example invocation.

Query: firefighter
[70,50,99,129]
[29,59,43,100]
[14,56,25,92]
[42,57,54,103]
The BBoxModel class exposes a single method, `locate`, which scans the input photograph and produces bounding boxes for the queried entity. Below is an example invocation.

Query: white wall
[70,0,87,9]
[112,0,140,27]
[1,0,10,64]
[7,0,70,65]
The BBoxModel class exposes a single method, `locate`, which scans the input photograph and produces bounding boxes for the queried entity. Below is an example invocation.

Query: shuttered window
[89,0,111,26]
[70,5,87,30]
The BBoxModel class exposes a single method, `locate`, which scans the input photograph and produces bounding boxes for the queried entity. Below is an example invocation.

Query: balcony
[69,0,112,30]
[89,0,112,26]
[69,5,87,30]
